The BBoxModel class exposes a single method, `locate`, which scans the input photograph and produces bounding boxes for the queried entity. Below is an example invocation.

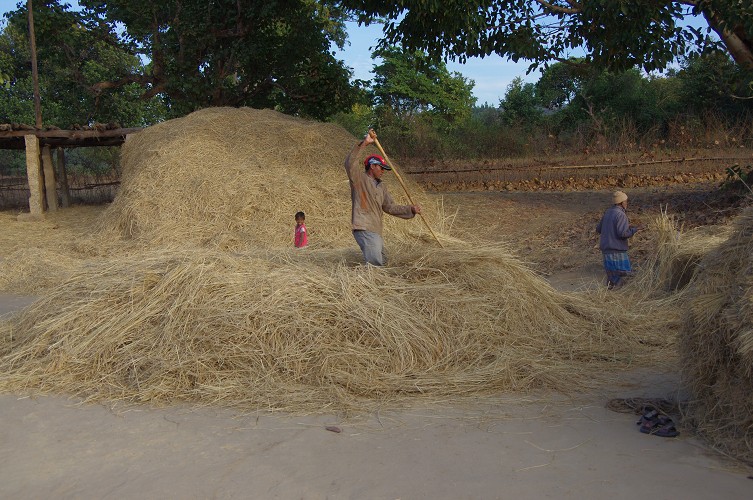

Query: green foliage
[499,77,542,128]
[0,0,359,122]
[341,0,752,72]
[371,46,476,130]
[78,0,357,119]
[369,103,536,160]
[532,62,743,142]
[1,2,163,126]
[675,51,753,117]
[365,53,753,159]
[577,69,665,132]
[693,1,753,67]
[0,147,120,178]
[330,52,752,160]
[535,62,586,110]
[722,163,753,192]
[0,150,26,176]
[328,103,375,137]
[454,115,531,158]
[0,18,10,90]
[471,104,503,127]
[64,147,121,176]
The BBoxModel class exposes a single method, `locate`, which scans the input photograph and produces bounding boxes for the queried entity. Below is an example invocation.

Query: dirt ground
[1,183,752,498]
[442,181,747,289]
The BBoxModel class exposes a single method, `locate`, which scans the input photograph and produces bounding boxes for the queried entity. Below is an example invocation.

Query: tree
[371,46,476,128]
[499,77,542,127]
[1,1,164,127]
[534,66,676,138]
[575,69,665,133]
[340,0,753,72]
[675,51,753,116]
[75,0,358,119]
[535,61,585,110]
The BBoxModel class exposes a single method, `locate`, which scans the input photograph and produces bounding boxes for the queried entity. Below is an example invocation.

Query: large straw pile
[0,244,675,413]
[0,107,680,414]
[93,107,434,252]
[680,207,753,464]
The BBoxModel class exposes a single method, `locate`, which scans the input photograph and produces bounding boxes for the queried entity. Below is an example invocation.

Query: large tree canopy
[3,0,359,121]
[340,0,753,72]
[1,1,163,126]
[75,0,357,118]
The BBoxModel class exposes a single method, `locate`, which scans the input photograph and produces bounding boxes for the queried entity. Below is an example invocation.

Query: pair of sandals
[637,408,679,438]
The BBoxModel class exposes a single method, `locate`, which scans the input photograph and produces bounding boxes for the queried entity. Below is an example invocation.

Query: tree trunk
[704,11,753,71]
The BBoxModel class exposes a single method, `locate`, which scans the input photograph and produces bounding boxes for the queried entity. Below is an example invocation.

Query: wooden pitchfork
[368,129,444,248]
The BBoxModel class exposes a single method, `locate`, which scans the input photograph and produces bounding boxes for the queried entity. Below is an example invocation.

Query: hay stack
[681,207,753,464]
[96,107,435,251]
[0,248,85,295]
[0,243,675,413]
[0,107,680,414]
[649,211,730,291]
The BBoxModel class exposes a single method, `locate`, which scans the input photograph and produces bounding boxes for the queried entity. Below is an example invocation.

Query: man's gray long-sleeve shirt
[596,204,637,253]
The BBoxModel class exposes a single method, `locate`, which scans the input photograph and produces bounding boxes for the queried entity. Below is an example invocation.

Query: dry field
[2,179,745,290]
[440,179,748,281]
[0,108,751,464]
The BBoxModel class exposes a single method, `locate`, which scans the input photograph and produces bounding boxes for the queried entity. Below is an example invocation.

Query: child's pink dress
[294,223,308,248]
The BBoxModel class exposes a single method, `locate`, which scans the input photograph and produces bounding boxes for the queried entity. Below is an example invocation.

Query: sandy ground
[0,326,750,499]
[2,186,752,498]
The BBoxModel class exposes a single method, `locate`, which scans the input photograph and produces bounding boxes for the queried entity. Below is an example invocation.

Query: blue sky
[337,21,536,106]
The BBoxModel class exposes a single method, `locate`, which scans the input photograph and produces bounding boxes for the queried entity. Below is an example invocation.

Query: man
[596,190,641,289]
[344,129,421,266]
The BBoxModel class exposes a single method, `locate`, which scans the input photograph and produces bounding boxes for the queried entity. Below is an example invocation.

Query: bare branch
[140,82,166,100]
[90,74,164,101]
[534,0,581,15]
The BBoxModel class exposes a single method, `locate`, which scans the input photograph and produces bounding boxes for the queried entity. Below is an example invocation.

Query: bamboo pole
[409,156,753,175]
[369,130,443,248]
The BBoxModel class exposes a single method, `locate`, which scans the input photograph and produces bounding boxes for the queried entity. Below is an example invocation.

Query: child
[294,211,308,248]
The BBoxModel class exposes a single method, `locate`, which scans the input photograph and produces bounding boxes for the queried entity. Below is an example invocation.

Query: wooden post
[56,147,70,207]
[21,134,45,219]
[27,0,42,129]
[41,144,57,211]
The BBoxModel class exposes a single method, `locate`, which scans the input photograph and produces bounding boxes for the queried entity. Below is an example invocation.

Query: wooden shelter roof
[0,124,142,149]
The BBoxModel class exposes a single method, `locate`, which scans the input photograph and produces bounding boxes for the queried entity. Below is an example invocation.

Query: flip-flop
[635,406,680,437]
[640,421,679,438]
[636,408,660,426]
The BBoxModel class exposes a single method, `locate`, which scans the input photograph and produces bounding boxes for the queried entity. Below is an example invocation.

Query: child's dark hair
[295,211,305,220]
